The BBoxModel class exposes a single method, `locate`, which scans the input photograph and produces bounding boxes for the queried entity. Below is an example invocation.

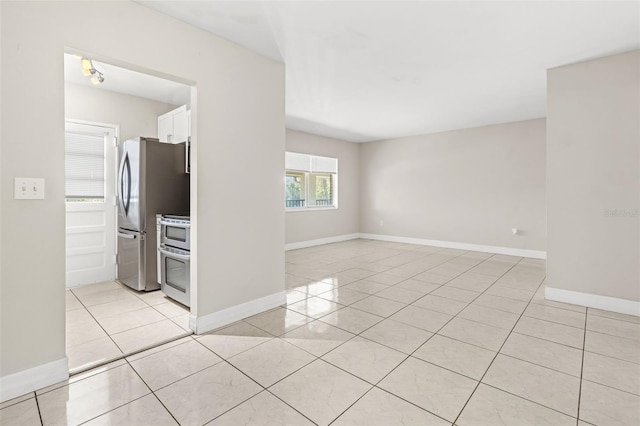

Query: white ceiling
[134,1,640,142]
[64,54,191,106]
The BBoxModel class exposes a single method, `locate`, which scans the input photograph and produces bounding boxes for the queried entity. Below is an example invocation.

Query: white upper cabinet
[173,109,190,144]
[158,105,190,144]
[157,112,174,143]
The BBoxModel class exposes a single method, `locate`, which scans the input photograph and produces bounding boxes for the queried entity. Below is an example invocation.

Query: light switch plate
[14,177,45,200]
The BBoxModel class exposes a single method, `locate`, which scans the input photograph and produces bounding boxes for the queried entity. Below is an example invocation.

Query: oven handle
[158,247,191,261]
[159,220,191,229]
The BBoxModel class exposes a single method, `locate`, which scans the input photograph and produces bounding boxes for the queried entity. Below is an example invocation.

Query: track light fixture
[78,57,105,85]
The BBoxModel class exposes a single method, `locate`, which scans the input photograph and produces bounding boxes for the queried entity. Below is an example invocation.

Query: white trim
[65,118,120,135]
[545,286,640,317]
[0,357,69,403]
[192,291,286,335]
[285,207,338,213]
[358,233,547,259]
[285,233,360,251]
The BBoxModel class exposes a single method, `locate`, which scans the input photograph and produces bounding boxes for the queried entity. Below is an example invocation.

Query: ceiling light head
[91,73,105,85]
[80,58,92,70]
[79,57,105,85]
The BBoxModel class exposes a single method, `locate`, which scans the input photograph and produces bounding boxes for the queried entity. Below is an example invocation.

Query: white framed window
[285,152,338,210]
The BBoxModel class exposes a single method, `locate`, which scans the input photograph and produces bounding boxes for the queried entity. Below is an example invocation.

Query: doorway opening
[63,52,195,374]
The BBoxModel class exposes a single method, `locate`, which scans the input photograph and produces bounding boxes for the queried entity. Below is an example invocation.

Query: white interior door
[65,121,117,287]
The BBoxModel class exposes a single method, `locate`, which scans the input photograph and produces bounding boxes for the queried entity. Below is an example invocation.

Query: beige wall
[359,119,546,251]
[65,83,179,140]
[547,50,640,302]
[286,130,360,244]
[0,0,284,382]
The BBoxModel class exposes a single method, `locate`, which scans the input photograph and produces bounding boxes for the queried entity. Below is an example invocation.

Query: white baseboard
[0,357,69,403]
[192,291,286,335]
[285,233,360,251]
[359,233,546,259]
[545,287,640,317]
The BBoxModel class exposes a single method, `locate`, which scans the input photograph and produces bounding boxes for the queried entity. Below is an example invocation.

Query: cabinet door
[157,113,173,143]
[172,109,189,144]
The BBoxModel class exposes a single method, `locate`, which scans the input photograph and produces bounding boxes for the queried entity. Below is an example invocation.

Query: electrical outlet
[14,177,45,200]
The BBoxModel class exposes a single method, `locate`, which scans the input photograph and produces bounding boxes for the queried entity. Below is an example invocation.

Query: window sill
[285,207,338,213]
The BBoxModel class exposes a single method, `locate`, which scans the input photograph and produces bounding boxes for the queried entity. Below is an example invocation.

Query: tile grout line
[33,392,43,426]
[120,355,183,426]
[582,326,640,343]
[519,312,587,331]
[67,281,193,374]
[478,382,584,421]
[212,357,318,425]
[0,393,34,412]
[580,377,640,397]
[289,245,469,293]
[68,331,193,377]
[285,244,595,423]
[75,394,152,426]
[248,249,480,425]
[335,294,589,381]
[451,257,542,425]
[586,311,640,325]
[263,390,321,426]
[69,284,131,357]
[164,245,540,421]
[576,308,589,425]
[318,252,523,425]
[98,339,269,426]
[188,332,320,425]
[368,255,524,419]
[149,392,182,426]
[324,385,377,426]
[281,249,474,337]
[41,344,185,425]
[292,248,483,323]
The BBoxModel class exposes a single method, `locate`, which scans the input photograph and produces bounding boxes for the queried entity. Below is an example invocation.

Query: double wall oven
[157,215,191,307]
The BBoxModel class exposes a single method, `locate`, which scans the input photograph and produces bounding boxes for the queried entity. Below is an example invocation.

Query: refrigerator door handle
[118,232,137,240]
[117,151,125,216]
[118,152,131,216]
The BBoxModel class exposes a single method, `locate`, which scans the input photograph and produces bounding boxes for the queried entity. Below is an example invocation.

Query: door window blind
[65,131,105,199]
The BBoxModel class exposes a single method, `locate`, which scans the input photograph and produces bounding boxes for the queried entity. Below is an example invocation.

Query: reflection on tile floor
[65,280,191,373]
[2,239,639,425]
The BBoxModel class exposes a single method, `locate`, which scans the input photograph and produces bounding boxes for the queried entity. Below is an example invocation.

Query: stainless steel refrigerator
[117,137,189,291]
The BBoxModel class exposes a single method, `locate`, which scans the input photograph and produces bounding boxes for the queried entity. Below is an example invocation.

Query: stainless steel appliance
[160,215,191,251]
[117,137,189,291]
[159,215,191,306]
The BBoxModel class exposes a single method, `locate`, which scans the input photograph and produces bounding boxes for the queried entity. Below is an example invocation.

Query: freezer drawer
[117,230,156,291]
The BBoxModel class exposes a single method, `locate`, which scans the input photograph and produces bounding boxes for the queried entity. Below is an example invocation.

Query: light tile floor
[64,280,191,372]
[2,239,639,425]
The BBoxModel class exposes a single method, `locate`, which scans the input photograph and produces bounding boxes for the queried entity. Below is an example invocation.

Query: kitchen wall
[546,50,639,309]
[65,83,179,140]
[286,130,360,246]
[359,119,546,253]
[0,0,284,400]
